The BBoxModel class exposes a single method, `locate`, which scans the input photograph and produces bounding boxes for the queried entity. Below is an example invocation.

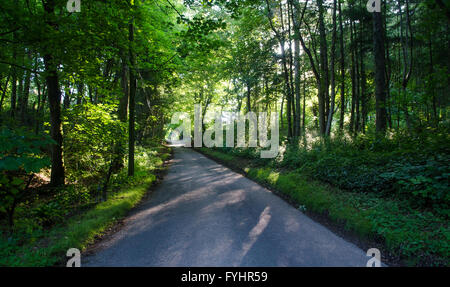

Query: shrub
[63,103,127,183]
[275,128,450,212]
[0,127,52,230]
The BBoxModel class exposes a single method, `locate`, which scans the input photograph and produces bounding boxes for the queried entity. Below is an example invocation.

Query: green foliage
[277,128,450,212]
[31,201,66,228]
[201,147,450,266]
[0,128,52,173]
[63,103,127,182]
[0,127,52,227]
[0,146,170,266]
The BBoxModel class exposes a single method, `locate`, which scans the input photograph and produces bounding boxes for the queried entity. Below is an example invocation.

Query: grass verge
[197,147,449,267]
[0,145,172,266]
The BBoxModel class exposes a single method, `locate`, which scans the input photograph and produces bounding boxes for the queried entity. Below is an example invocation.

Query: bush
[63,103,127,183]
[31,201,65,227]
[275,128,450,212]
[0,127,52,230]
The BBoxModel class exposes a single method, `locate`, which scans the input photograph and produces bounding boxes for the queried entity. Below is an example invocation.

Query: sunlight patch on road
[237,206,271,264]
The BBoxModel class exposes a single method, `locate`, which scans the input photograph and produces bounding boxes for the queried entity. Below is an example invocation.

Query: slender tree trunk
[119,58,129,122]
[338,0,345,131]
[43,0,65,186]
[35,75,42,134]
[302,76,306,132]
[373,9,387,133]
[291,0,322,135]
[292,2,301,138]
[63,86,71,110]
[355,19,361,134]
[280,4,293,138]
[288,1,297,137]
[401,0,413,130]
[128,15,136,177]
[384,2,392,129]
[246,82,251,112]
[77,81,83,105]
[20,56,32,123]
[266,0,293,138]
[318,0,329,135]
[429,36,437,123]
[349,19,356,133]
[18,67,24,116]
[11,55,17,118]
[44,53,65,186]
[10,26,18,118]
[360,46,367,133]
[280,94,284,129]
[294,36,301,137]
[0,74,10,112]
[326,0,337,136]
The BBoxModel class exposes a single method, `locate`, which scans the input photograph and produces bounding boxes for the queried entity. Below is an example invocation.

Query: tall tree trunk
[399,0,413,130]
[63,86,71,110]
[11,61,17,118]
[119,58,129,122]
[288,1,297,137]
[338,0,345,131]
[326,0,337,136]
[280,94,284,129]
[384,1,392,129]
[10,25,18,118]
[44,55,65,187]
[373,8,387,133]
[302,76,306,132]
[429,36,437,123]
[43,0,65,186]
[20,51,32,124]
[360,45,367,133]
[317,0,329,135]
[266,0,293,138]
[76,80,83,105]
[291,0,322,135]
[355,19,361,134]
[294,36,301,138]
[279,2,293,138]
[349,19,356,133]
[35,75,43,134]
[246,82,251,112]
[0,74,10,112]
[128,15,136,177]
[292,2,301,138]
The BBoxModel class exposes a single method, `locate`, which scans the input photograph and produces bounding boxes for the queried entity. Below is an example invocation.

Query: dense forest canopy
[0,0,449,266]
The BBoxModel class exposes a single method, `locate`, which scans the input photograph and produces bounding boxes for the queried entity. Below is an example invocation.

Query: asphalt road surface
[84,148,370,266]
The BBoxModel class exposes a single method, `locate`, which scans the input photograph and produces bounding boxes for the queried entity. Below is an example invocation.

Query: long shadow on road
[84,147,369,267]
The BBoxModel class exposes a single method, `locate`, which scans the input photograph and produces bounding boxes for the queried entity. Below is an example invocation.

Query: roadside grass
[199,148,449,267]
[0,145,171,266]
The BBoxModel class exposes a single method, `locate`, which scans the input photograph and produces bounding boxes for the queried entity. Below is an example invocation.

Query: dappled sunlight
[2,0,446,268]
[237,206,272,265]
[199,189,246,214]
[84,148,372,267]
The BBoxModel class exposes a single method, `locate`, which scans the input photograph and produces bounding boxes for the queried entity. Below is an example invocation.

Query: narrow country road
[84,148,369,267]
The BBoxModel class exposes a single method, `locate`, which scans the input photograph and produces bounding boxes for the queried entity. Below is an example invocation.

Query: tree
[372,5,387,133]
[43,0,65,186]
[325,0,338,136]
[128,9,136,177]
